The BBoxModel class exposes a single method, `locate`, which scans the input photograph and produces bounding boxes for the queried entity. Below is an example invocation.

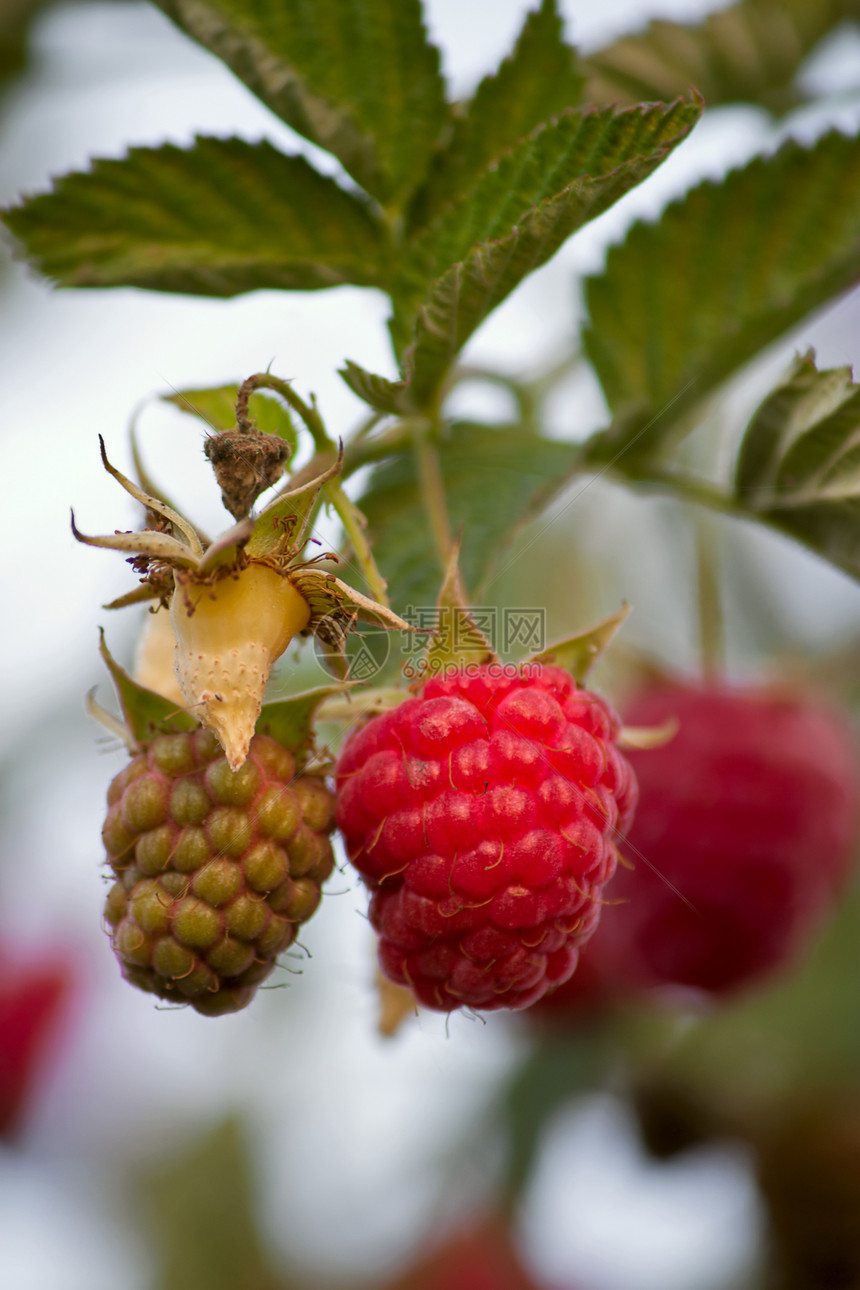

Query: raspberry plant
[5,0,860,1285]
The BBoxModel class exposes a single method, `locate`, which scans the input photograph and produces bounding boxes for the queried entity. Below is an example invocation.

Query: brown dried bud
[204,426,289,520]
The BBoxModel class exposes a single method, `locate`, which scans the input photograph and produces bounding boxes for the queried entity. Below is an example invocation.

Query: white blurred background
[1,2,859,1287]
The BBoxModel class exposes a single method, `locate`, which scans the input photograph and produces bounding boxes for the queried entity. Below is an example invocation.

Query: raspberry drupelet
[335,663,637,1012]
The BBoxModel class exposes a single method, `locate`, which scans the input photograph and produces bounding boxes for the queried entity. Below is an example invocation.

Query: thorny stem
[324,477,390,608]
[414,424,454,570]
[236,373,333,451]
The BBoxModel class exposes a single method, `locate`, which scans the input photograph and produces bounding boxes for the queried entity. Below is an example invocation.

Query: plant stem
[694,512,724,682]
[324,477,390,607]
[236,373,333,451]
[414,427,454,570]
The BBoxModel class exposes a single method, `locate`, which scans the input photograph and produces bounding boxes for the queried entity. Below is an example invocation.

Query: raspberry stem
[414,427,454,569]
[235,373,331,451]
[694,512,724,681]
[325,477,390,608]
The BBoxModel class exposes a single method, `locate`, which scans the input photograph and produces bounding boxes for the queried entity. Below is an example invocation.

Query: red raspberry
[383,1215,545,1290]
[0,951,73,1139]
[335,664,637,1012]
[552,680,860,1002]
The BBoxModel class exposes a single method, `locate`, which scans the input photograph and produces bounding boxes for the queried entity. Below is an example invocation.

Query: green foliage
[4,138,386,294]
[390,98,702,360]
[409,0,583,230]
[529,605,632,683]
[646,882,860,1123]
[0,0,53,96]
[339,360,410,415]
[139,1116,281,1290]
[98,631,197,741]
[153,0,447,208]
[735,351,860,580]
[501,1030,615,1199]
[356,424,575,615]
[257,686,344,764]
[585,130,860,465]
[582,0,857,115]
[164,384,297,447]
[395,98,702,410]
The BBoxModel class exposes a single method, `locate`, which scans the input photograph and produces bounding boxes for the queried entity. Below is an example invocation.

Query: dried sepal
[70,511,199,567]
[197,517,254,575]
[98,435,203,556]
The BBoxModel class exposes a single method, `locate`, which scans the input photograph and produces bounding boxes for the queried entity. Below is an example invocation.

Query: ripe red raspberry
[0,950,73,1139]
[102,729,335,1015]
[550,680,860,1002]
[335,664,637,1012]
[383,1215,545,1290]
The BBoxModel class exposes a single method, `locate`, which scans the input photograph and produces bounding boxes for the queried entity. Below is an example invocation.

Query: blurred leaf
[734,351,860,581]
[646,882,860,1126]
[584,131,860,464]
[339,360,410,415]
[399,98,701,410]
[392,99,700,357]
[257,685,345,764]
[3,138,385,294]
[139,1116,281,1290]
[153,0,447,207]
[99,630,196,741]
[501,1030,615,1199]
[410,0,583,230]
[164,385,297,448]
[357,424,576,615]
[0,0,53,95]
[582,0,857,116]
[528,604,631,682]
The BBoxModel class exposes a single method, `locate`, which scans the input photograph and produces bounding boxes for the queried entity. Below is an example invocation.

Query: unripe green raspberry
[102,732,336,1015]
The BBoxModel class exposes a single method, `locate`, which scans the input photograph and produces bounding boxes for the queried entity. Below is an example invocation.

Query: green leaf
[585,131,860,464]
[138,1116,281,1290]
[357,423,576,616]
[153,0,447,207]
[648,882,860,1123]
[410,0,584,230]
[257,685,345,764]
[734,351,860,581]
[3,137,385,295]
[392,99,700,357]
[99,630,196,743]
[528,604,631,682]
[501,1030,615,1199]
[164,384,297,448]
[582,0,854,116]
[0,0,52,99]
[400,98,702,410]
[338,360,410,415]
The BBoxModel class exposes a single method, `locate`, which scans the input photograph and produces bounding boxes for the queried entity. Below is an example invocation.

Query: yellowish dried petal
[133,606,185,705]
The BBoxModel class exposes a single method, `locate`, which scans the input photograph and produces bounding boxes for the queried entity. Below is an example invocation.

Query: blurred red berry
[336,663,637,1012]
[0,952,73,1139]
[383,1215,545,1290]
[543,680,860,1004]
